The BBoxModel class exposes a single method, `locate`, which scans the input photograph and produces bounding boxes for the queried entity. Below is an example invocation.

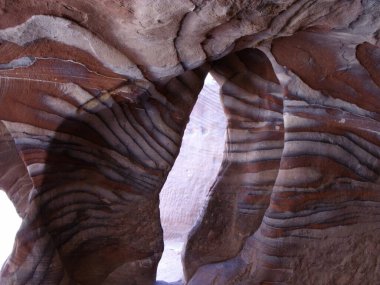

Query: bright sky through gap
[0,190,22,268]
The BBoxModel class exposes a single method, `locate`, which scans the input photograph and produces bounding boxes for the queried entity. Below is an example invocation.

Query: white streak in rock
[0,15,143,79]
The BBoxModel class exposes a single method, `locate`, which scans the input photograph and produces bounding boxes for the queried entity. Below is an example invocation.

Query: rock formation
[0,0,379,284]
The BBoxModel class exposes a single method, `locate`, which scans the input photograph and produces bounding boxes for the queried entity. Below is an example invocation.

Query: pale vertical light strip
[0,190,21,268]
[157,74,226,283]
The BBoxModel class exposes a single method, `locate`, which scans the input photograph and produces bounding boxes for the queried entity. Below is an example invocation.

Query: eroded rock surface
[0,0,379,284]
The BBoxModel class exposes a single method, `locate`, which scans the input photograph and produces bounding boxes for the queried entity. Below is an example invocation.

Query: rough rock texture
[0,0,380,284]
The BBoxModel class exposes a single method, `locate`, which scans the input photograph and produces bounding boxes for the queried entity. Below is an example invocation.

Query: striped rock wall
[0,0,379,284]
[0,37,209,284]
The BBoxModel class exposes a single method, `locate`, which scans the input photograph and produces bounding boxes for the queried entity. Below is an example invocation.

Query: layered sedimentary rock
[0,35,209,284]
[0,0,380,284]
[184,48,284,281]
[0,122,33,218]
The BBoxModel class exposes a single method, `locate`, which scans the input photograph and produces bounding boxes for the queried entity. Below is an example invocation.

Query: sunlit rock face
[0,0,380,284]
[160,75,226,241]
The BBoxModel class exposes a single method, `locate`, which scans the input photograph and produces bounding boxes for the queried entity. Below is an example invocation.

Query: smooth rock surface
[160,75,226,241]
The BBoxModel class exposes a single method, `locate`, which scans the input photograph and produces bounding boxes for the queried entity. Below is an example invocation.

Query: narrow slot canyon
[157,74,226,283]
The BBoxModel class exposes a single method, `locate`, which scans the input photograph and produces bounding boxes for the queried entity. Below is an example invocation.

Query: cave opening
[157,74,226,283]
